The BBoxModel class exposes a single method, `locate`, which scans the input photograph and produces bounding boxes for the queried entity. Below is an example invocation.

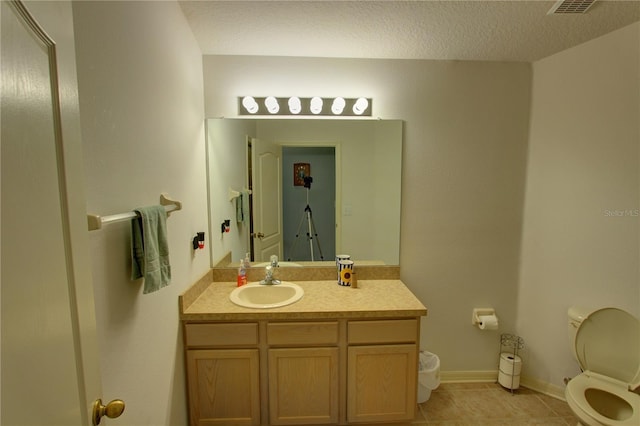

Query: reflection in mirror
[206,118,402,267]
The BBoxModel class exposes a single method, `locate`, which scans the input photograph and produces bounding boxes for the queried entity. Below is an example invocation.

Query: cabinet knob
[92,398,125,426]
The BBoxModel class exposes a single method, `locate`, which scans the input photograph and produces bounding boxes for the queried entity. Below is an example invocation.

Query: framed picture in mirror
[293,163,310,186]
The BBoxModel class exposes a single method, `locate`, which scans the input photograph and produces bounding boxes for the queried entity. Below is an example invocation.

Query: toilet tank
[567,306,594,362]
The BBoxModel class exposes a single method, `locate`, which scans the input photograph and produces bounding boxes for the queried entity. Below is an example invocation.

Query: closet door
[251,137,283,261]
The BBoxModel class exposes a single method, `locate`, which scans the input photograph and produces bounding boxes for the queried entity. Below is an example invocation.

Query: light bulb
[265,96,279,114]
[331,97,346,115]
[353,97,369,115]
[288,97,301,114]
[310,97,323,114]
[242,96,259,114]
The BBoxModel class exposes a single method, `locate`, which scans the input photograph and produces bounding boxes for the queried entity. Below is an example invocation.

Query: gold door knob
[252,232,264,239]
[92,398,125,426]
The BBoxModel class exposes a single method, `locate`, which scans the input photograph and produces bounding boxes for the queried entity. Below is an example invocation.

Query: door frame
[279,142,342,257]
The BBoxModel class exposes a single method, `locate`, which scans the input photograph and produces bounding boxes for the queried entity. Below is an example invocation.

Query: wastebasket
[417,351,440,403]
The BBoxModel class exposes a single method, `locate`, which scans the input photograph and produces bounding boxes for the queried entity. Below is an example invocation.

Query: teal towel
[235,190,251,224]
[242,190,250,224]
[131,205,171,294]
[235,193,244,223]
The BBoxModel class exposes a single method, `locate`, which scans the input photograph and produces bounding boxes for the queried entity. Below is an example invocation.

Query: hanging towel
[235,190,251,224]
[131,205,171,294]
[241,190,250,224]
[235,192,244,223]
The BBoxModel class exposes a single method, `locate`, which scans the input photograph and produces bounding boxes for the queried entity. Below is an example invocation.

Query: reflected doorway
[283,147,336,261]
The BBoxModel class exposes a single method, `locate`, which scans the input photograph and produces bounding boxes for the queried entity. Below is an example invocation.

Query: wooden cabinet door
[186,349,260,426]
[347,344,417,423]
[268,347,339,425]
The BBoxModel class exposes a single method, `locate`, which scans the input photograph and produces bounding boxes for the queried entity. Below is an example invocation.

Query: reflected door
[251,138,283,261]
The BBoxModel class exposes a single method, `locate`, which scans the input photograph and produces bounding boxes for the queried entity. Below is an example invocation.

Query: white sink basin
[229,282,304,309]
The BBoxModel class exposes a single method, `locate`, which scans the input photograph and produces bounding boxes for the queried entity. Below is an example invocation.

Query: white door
[251,138,283,262]
[1,1,106,424]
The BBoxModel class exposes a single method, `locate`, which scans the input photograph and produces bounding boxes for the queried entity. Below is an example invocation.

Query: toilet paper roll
[498,369,521,389]
[499,352,522,376]
[478,314,499,330]
[498,352,522,389]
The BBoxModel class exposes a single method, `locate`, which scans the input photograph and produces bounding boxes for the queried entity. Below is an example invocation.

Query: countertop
[180,279,427,321]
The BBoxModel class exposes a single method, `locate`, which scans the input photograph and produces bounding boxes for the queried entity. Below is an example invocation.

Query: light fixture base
[238,96,372,117]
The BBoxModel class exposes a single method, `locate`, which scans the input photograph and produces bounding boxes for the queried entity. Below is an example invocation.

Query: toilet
[565,307,640,426]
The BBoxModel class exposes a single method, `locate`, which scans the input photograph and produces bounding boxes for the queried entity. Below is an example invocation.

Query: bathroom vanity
[179,269,427,426]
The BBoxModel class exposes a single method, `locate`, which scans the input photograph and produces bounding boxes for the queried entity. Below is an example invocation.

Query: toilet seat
[574,308,640,385]
[566,308,640,426]
[565,372,640,426]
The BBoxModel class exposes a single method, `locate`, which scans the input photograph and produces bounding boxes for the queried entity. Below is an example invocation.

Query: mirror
[206,118,402,267]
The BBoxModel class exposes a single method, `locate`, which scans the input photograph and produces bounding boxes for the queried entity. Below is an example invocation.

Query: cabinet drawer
[267,321,339,346]
[184,323,258,347]
[348,319,418,344]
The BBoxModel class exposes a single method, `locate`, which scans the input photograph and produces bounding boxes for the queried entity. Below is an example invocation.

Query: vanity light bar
[238,96,372,117]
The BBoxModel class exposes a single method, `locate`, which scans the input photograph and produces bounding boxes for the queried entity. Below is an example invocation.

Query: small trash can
[417,351,440,403]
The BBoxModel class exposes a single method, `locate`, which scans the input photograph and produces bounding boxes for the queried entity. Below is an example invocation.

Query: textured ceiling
[179,0,640,62]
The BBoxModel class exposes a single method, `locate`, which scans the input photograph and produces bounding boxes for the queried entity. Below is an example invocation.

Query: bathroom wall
[72,2,208,424]
[203,57,532,373]
[518,22,640,393]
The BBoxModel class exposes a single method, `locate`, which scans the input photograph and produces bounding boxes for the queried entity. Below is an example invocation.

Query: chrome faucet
[260,255,281,285]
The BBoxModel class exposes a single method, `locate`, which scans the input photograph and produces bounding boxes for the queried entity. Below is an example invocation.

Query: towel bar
[228,188,240,201]
[87,193,182,231]
[228,187,252,202]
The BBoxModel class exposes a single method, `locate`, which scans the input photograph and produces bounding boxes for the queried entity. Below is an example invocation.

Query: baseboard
[440,371,566,401]
[520,375,566,401]
[440,370,499,383]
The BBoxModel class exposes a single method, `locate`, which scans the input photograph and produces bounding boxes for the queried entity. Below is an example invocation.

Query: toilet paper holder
[472,308,497,327]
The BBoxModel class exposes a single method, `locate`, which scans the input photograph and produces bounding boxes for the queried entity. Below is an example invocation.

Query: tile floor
[409,382,580,425]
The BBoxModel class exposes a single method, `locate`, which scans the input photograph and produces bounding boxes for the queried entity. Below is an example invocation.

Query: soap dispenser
[237,259,247,287]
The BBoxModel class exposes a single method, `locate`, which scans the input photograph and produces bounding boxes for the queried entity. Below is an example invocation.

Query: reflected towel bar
[228,187,252,202]
[228,188,240,201]
[87,193,182,231]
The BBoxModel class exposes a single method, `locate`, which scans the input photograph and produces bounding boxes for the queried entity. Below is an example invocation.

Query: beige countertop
[180,279,427,321]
